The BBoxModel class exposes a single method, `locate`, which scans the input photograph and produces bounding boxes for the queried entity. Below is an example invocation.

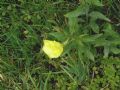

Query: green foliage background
[0,0,120,90]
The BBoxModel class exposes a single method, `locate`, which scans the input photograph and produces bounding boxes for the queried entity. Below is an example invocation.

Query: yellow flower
[42,40,63,58]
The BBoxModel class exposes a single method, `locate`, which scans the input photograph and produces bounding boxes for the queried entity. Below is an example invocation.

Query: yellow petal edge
[42,40,63,58]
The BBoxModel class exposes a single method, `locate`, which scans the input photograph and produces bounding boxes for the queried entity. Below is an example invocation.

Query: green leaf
[61,58,86,82]
[65,4,89,18]
[95,38,109,46]
[111,39,120,45]
[68,17,79,34]
[62,41,77,55]
[81,34,102,43]
[86,50,95,61]
[103,23,120,38]
[110,47,120,54]
[90,21,99,33]
[90,0,103,6]
[104,46,110,58]
[104,65,116,77]
[49,32,66,41]
[89,11,110,22]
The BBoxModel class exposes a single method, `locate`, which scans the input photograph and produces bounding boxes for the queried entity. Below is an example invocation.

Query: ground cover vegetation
[0,0,120,90]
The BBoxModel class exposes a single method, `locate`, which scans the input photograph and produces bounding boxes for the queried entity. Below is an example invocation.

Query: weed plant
[0,0,120,90]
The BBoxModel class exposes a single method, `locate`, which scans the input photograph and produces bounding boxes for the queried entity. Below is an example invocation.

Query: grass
[0,0,120,90]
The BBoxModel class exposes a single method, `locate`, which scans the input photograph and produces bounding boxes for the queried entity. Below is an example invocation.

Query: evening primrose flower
[42,40,63,58]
